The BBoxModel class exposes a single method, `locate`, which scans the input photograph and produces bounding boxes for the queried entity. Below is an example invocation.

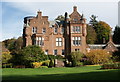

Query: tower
[63,6,87,55]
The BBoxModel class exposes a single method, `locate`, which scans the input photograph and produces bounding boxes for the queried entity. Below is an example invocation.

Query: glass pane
[59,42,62,46]
[59,38,62,41]
[39,37,41,40]
[36,37,38,40]
[78,37,80,40]
[72,37,74,40]
[56,42,58,46]
[75,37,77,40]
[76,40,78,45]
[54,50,57,55]
[56,38,58,41]
[73,40,75,45]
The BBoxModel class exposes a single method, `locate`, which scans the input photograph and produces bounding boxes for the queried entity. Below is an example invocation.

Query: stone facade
[23,6,87,55]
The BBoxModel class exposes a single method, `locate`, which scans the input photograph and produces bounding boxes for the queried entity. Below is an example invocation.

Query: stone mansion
[23,6,119,56]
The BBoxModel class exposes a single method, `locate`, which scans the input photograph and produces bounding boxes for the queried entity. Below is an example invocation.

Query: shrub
[86,49,112,64]
[49,60,54,68]
[67,52,84,67]
[48,55,56,60]
[101,62,120,69]
[56,55,64,59]
[76,62,83,66]
[42,60,50,66]
[111,53,120,62]
[68,52,84,62]
[20,45,45,62]
[32,62,43,68]
[2,63,13,68]
[2,52,12,64]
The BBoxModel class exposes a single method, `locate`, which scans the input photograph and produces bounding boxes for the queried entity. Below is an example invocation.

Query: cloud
[1,2,118,41]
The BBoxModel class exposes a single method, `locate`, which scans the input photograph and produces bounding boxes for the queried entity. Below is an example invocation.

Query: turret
[81,14,87,36]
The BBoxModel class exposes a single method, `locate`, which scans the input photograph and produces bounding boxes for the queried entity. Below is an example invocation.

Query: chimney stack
[73,6,77,12]
[37,10,42,18]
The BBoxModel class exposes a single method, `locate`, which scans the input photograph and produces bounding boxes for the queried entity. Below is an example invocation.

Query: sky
[1,0,119,41]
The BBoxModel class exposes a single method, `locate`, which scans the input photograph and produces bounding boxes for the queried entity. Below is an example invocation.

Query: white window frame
[72,26,81,33]
[56,38,62,46]
[72,37,81,46]
[36,37,44,46]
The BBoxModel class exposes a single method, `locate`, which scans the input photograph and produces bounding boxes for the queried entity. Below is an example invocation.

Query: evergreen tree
[113,25,120,44]
[86,24,97,44]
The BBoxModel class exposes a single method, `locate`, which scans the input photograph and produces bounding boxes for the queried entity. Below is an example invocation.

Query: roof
[88,44,105,49]
[49,20,64,27]
[24,16,35,20]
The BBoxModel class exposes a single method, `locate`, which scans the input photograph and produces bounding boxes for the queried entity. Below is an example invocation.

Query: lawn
[2,65,120,80]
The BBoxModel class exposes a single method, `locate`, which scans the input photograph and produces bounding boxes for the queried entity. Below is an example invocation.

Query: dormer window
[32,27,37,33]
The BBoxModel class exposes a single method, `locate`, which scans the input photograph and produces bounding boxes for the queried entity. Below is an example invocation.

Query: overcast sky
[1,0,119,41]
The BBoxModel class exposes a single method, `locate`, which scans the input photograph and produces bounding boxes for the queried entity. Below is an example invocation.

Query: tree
[86,24,97,44]
[55,15,65,21]
[20,45,46,63]
[3,38,16,51]
[2,52,12,64]
[2,37,23,53]
[113,25,120,44]
[89,15,98,29]
[94,21,111,44]
[86,49,112,64]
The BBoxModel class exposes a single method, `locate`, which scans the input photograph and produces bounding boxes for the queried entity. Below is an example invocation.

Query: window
[72,26,80,33]
[72,37,81,46]
[36,37,44,46]
[54,49,57,55]
[56,38,62,46]
[54,28,58,33]
[74,18,78,22]
[45,50,48,55]
[62,49,64,55]
[75,49,80,52]
[32,27,37,33]
[42,28,46,34]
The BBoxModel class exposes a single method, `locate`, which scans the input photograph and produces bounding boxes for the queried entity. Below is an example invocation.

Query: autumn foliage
[86,49,112,64]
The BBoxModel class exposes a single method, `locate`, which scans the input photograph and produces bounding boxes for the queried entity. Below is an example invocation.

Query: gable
[104,41,118,52]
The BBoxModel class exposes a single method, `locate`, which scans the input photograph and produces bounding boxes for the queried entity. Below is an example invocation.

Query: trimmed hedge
[101,62,120,69]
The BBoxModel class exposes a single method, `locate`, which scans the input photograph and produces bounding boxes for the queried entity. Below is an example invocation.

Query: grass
[2,65,120,80]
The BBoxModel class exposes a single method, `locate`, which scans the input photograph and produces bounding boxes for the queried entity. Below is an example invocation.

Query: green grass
[2,66,120,80]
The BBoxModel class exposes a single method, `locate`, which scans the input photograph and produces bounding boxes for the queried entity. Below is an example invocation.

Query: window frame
[72,37,81,46]
[56,38,62,47]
